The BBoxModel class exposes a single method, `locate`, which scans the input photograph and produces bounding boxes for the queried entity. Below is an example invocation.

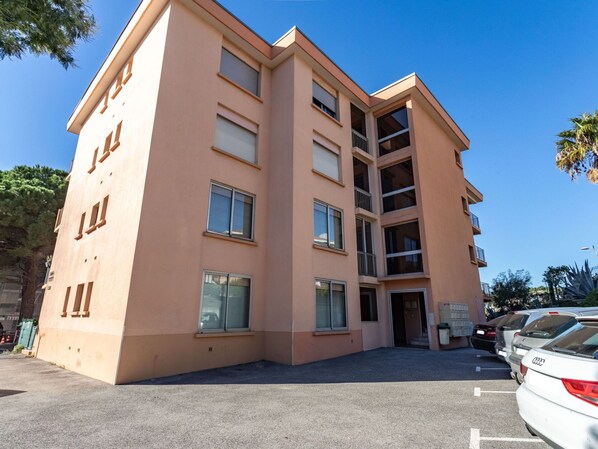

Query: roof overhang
[67,0,471,146]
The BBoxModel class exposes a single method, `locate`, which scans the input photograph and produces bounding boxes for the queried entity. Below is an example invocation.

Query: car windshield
[545,322,598,359]
[519,315,576,339]
[499,313,528,331]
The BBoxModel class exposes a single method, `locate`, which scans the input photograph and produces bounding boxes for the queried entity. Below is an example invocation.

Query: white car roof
[537,307,598,317]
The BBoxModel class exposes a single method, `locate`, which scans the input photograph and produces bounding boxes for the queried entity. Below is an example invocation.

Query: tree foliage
[0,0,95,68]
[0,165,67,320]
[542,265,569,306]
[556,110,598,184]
[491,270,532,312]
[562,260,598,302]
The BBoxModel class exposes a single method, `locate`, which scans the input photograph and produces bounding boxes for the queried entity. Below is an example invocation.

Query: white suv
[517,316,598,448]
[509,307,598,383]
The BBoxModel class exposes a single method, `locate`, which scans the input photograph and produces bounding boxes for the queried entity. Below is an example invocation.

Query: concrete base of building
[34,328,364,384]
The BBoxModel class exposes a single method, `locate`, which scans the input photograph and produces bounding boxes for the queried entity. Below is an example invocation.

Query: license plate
[516,348,528,356]
[476,330,485,335]
[498,350,507,357]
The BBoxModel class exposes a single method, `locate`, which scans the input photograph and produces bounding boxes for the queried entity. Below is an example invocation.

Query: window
[360,287,378,322]
[455,150,462,167]
[111,122,122,151]
[313,201,343,250]
[100,131,112,162]
[377,106,410,156]
[123,57,133,84]
[54,208,63,231]
[312,81,337,119]
[380,160,416,213]
[200,272,251,331]
[88,148,98,174]
[112,72,123,99]
[75,213,86,240]
[384,221,423,275]
[313,141,340,181]
[220,48,259,96]
[100,92,109,114]
[72,283,85,314]
[468,245,476,263]
[315,279,346,330]
[214,115,257,164]
[88,202,100,230]
[461,196,469,214]
[207,183,254,240]
[61,286,71,317]
[356,218,376,276]
[351,104,367,137]
[82,282,93,315]
[98,196,109,227]
[353,158,369,192]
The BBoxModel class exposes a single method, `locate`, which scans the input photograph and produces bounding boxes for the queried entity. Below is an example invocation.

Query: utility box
[438,322,450,345]
[17,319,38,350]
[439,303,473,338]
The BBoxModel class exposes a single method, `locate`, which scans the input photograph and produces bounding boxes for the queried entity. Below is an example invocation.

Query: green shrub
[583,290,598,307]
[12,344,24,354]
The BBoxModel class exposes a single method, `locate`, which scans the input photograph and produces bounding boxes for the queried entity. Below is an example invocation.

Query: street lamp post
[581,245,598,257]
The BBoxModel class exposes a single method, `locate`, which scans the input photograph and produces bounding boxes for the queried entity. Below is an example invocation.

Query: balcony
[476,246,487,267]
[354,187,372,212]
[351,129,369,154]
[481,282,491,298]
[357,251,377,277]
[470,212,481,235]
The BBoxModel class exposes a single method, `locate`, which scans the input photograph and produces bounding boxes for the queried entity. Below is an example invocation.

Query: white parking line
[475,366,511,372]
[469,428,543,449]
[474,387,516,397]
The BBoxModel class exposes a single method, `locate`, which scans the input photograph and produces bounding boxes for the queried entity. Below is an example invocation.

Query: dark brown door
[391,293,407,346]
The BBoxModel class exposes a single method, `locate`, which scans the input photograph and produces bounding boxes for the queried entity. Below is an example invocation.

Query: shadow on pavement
[0,390,25,398]
[136,347,512,386]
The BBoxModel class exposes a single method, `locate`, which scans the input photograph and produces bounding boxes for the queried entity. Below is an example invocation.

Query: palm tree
[556,110,598,183]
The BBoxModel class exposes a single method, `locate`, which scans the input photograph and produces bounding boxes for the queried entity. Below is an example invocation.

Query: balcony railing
[357,251,377,277]
[481,282,491,296]
[354,187,372,212]
[476,246,486,264]
[470,212,480,231]
[351,129,369,153]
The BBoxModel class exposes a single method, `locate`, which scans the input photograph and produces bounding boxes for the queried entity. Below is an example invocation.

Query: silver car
[495,308,576,364]
[508,307,598,383]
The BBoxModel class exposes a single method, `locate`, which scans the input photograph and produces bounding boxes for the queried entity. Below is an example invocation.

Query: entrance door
[390,292,427,347]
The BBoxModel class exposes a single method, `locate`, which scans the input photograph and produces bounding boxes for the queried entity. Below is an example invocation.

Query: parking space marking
[475,366,511,372]
[474,387,516,397]
[469,428,543,449]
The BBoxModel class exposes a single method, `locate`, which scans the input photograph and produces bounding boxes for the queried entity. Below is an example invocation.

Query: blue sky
[1,0,597,285]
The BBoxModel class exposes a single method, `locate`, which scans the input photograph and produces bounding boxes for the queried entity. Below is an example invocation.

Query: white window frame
[376,106,411,156]
[383,221,423,275]
[380,160,416,212]
[207,182,255,241]
[315,278,348,331]
[199,271,252,333]
[313,200,344,250]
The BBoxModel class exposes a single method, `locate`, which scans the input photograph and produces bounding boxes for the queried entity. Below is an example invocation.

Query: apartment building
[35,0,487,384]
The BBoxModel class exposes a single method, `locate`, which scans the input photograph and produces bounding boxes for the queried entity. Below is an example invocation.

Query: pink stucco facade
[35,0,487,384]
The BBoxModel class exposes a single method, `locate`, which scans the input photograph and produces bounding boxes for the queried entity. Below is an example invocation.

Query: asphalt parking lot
[0,348,548,449]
